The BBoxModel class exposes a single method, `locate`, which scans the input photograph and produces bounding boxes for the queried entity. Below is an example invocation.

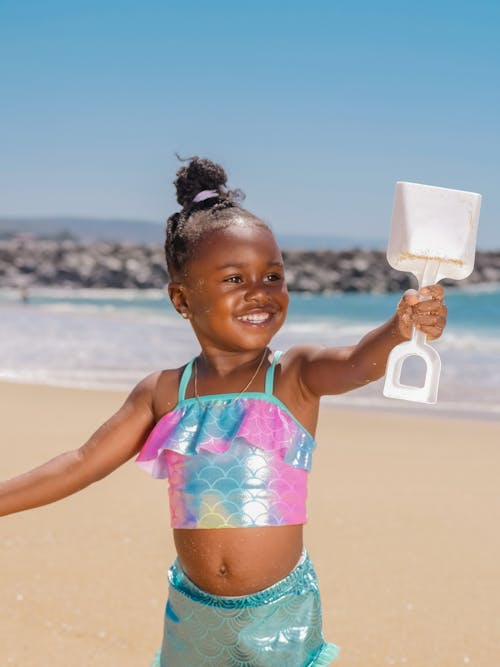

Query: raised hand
[395,284,448,340]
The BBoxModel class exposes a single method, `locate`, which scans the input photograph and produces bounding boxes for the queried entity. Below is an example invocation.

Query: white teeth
[238,313,271,323]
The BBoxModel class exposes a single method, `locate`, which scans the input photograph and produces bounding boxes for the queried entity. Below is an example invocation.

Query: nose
[244,279,271,304]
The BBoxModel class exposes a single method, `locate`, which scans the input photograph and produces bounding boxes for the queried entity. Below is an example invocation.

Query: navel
[218,562,229,577]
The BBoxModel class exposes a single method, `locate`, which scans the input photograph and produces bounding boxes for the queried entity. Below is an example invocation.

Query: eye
[223,275,243,284]
[265,272,283,282]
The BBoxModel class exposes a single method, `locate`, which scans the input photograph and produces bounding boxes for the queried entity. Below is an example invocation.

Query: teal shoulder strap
[178,358,195,401]
[264,350,283,396]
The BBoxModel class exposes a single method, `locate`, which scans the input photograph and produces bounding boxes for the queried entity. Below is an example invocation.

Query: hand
[395,284,448,340]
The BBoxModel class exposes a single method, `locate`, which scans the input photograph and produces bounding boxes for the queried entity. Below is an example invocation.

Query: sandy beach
[1,380,499,666]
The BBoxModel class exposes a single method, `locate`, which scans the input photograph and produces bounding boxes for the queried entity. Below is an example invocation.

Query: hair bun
[174,156,228,208]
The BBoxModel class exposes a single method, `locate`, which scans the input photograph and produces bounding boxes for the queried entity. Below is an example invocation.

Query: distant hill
[0,216,165,244]
[0,216,385,250]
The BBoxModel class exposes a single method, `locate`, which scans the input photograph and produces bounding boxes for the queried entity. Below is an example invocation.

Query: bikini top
[135,351,317,529]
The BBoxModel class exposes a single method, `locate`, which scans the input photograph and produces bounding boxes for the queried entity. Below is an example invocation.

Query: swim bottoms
[150,550,339,666]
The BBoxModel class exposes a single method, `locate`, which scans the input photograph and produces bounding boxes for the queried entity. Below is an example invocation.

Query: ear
[168,282,191,319]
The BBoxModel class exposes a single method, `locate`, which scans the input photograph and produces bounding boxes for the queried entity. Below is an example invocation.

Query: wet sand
[1,381,499,666]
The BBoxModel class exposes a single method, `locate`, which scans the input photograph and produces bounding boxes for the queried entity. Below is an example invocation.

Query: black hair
[165,156,269,279]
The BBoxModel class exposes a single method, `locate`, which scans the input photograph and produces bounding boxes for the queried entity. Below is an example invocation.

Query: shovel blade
[387,181,481,285]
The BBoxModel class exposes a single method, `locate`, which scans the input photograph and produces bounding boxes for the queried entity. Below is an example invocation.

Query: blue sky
[1,0,499,248]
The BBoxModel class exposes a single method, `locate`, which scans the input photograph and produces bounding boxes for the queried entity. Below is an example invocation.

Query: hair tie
[192,189,219,203]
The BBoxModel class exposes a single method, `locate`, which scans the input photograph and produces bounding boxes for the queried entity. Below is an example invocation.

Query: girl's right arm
[0,373,159,517]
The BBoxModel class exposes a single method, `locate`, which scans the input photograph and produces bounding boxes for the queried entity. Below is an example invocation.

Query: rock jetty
[1,238,499,293]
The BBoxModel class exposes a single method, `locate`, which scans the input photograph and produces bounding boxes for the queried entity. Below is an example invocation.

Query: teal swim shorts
[150,550,339,666]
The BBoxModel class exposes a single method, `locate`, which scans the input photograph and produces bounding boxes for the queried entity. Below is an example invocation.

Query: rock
[0,238,498,293]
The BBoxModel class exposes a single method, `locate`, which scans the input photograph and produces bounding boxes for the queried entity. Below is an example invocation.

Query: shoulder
[274,344,324,387]
[278,344,351,366]
[275,344,356,398]
[277,344,322,365]
[141,365,189,422]
[120,367,183,418]
[268,346,326,437]
[271,346,321,409]
[276,344,343,379]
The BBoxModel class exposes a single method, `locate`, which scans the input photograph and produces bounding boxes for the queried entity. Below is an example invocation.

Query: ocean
[1,285,499,420]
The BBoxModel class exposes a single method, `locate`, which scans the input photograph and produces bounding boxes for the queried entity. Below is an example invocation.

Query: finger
[401,288,420,306]
[415,314,445,326]
[423,325,445,340]
[420,284,445,300]
[399,312,412,327]
[415,315,446,335]
[414,300,444,314]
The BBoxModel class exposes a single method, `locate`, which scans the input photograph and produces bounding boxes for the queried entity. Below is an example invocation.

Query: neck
[196,347,270,377]
[193,348,270,401]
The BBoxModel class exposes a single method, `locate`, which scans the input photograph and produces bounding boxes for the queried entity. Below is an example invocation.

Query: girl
[0,157,447,666]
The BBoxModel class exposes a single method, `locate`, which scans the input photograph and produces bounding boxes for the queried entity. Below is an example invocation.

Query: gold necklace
[193,348,268,405]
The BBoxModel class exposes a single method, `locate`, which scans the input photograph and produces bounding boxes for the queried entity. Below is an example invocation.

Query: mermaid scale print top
[135,351,317,528]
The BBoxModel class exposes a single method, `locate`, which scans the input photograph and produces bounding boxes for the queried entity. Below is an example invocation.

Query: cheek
[191,290,235,318]
[191,279,206,294]
[279,286,290,308]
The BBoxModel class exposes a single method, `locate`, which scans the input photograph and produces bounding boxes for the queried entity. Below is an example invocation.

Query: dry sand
[1,381,499,666]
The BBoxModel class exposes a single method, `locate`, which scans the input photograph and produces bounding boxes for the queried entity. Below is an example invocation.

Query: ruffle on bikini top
[135,395,317,479]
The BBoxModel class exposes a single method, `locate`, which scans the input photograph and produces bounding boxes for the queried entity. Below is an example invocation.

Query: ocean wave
[282,319,374,338]
[0,286,167,301]
[32,301,176,323]
[1,367,497,420]
[0,368,142,392]
[454,281,500,294]
[1,287,498,420]
[323,393,500,420]
[437,331,500,352]
[282,320,500,352]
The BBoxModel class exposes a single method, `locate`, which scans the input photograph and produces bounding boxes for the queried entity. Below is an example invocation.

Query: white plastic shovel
[383,181,481,404]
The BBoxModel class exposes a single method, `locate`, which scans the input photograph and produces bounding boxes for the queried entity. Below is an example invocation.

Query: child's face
[170,222,289,353]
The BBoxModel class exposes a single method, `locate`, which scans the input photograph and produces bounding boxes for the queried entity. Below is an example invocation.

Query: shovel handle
[383,325,441,404]
[383,258,442,404]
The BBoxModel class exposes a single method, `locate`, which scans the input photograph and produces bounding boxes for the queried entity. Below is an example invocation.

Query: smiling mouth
[236,312,274,325]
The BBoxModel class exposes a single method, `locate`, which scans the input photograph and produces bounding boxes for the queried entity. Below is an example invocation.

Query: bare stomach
[173,524,303,596]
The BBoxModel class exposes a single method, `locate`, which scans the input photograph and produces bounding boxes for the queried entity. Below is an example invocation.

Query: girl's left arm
[296,284,447,397]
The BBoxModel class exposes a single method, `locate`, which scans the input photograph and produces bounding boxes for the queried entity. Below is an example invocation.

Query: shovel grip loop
[383,326,441,404]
